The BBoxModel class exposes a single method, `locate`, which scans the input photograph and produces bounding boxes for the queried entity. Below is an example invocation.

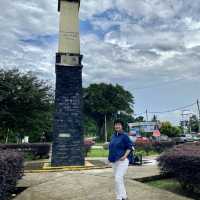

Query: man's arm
[120,149,131,161]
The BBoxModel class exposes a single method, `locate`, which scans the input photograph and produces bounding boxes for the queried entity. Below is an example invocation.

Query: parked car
[183,134,193,142]
[150,135,172,142]
[191,134,200,142]
[174,134,193,144]
[160,135,172,141]
[136,136,150,144]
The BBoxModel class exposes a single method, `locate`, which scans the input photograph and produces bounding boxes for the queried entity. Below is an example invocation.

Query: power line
[197,99,200,132]
[134,102,196,116]
[149,102,196,114]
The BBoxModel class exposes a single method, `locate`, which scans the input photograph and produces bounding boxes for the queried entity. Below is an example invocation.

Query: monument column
[51,0,84,166]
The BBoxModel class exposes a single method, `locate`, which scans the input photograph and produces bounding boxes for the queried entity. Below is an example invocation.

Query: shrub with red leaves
[135,139,175,154]
[158,142,200,194]
[0,150,24,200]
[84,139,95,156]
[135,139,153,153]
[152,141,176,153]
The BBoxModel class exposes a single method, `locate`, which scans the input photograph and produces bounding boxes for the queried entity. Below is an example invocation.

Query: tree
[189,115,199,133]
[160,121,181,137]
[151,115,158,122]
[134,116,144,122]
[83,83,134,141]
[0,69,53,143]
[117,113,134,131]
[84,116,97,137]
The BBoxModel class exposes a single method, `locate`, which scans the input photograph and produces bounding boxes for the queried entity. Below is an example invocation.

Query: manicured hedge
[135,141,153,154]
[0,141,95,159]
[0,150,24,200]
[135,140,176,154]
[152,141,176,153]
[0,143,50,159]
[158,142,200,194]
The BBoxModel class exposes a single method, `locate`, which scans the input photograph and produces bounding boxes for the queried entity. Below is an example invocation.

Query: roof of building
[128,121,159,127]
[58,0,80,12]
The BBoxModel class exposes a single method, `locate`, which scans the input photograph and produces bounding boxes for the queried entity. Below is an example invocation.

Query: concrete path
[15,164,192,200]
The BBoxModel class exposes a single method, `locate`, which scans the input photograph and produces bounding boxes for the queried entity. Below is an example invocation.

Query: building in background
[128,121,161,137]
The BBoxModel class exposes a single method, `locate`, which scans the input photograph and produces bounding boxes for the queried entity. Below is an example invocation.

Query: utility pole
[104,114,108,143]
[197,99,200,133]
[181,110,191,134]
[146,109,149,122]
[180,110,185,134]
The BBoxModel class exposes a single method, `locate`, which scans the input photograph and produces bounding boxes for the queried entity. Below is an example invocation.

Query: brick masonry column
[51,55,85,166]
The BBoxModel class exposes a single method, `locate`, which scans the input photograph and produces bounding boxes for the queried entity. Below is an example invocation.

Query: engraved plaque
[59,133,71,138]
[61,32,79,40]
[60,54,79,65]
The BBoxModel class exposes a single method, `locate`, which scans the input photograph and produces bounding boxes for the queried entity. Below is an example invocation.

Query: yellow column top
[58,0,80,12]
[58,0,80,54]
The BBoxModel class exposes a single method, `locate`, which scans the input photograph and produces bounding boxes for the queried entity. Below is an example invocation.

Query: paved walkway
[15,164,192,200]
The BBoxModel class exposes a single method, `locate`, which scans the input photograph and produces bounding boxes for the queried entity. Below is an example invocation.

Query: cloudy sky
[1,0,200,124]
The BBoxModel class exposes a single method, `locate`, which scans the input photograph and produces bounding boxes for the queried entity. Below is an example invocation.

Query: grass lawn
[87,148,158,158]
[147,179,182,193]
[87,149,108,157]
[136,150,159,157]
[146,179,199,200]
[94,143,106,146]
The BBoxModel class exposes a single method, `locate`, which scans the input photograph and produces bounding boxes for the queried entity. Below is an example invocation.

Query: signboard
[60,54,79,66]
[153,130,161,137]
[59,133,71,138]
[128,121,160,134]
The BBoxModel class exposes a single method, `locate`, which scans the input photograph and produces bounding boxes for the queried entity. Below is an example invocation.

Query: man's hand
[120,155,127,161]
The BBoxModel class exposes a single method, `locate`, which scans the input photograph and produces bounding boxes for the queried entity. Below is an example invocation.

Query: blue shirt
[108,132,133,163]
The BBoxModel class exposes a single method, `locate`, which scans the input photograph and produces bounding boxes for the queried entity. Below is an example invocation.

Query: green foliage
[151,115,160,125]
[134,116,144,122]
[84,83,134,116]
[189,114,199,133]
[87,148,158,158]
[83,83,134,141]
[84,116,97,137]
[160,121,181,137]
[87,149,109,157]
[117,113,134,131]
[140,131,152,137]
[0,69,53,143]
[146,178,199,200]
[146,179,182,193]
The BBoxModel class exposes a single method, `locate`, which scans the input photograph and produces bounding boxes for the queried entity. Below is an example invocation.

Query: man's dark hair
[114,119,125,128]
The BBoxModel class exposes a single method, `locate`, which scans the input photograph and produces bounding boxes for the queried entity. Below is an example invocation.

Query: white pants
[112,159,129,200]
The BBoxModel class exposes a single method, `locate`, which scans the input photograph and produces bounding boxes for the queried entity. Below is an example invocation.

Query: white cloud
[0,0,58,80]
[80,0,114,20]
[1,0,200,124]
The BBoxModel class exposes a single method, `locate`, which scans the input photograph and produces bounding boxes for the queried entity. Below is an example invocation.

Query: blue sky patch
[21,34,58,47]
